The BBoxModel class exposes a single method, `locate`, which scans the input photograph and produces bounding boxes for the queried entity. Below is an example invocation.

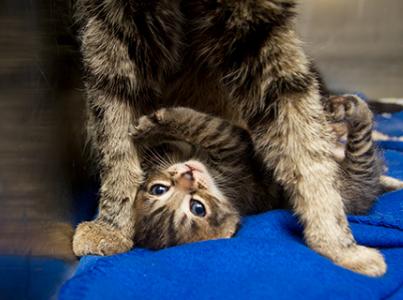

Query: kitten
[73,0,386,276]
[131,95,392,250]
[131,108,282,249]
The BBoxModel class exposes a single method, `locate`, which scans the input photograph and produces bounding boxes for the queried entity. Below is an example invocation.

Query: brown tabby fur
[73,0,387,276]
[130,95,393,251]
[131,107,281,249]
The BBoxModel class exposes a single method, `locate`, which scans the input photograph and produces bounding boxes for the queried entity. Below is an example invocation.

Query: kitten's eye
[149,184,170,196]
[190,199,206,217]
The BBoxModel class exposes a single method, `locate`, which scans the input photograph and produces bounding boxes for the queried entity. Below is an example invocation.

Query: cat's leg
[73,96,140,256]
[188,0,386,276]
[73,0,183,256]
[129,107,253,163]
[247,91,385,277]
[326,95,383,213]
[380,176,403,192]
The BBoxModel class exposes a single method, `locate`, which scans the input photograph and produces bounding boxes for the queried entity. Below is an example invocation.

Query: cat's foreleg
[190,0,386,276]
[130,107,253,163]
[73,0,183,256]
[249,92,386,277]
[73,96,141,256]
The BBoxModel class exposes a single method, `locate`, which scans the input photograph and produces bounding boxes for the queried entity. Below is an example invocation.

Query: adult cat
[73,0,386,276]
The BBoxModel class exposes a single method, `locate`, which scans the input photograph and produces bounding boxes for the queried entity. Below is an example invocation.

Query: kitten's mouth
[184,161,206,174]
[185,164,202,174]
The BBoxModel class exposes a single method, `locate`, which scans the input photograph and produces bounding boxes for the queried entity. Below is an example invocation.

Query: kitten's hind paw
[327,95,373,124]
[73,221,133,256]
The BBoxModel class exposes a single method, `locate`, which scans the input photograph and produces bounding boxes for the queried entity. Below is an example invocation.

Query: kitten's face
[135,160,240,249]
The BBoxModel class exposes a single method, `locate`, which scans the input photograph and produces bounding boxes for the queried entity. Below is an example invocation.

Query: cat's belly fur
[159,68,247,129]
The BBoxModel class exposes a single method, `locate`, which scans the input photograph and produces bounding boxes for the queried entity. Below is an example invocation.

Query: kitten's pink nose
[176,170,194,190]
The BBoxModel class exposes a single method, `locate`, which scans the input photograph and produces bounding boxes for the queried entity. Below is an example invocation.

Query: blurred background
[0,0,402,299]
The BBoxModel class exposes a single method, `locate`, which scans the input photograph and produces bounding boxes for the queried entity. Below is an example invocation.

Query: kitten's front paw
[72,221,133,256]
[129,116,158,140]
[129,109,168,139]
[333,245,386,277]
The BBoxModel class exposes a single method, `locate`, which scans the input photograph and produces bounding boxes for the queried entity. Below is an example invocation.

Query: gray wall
[296,0,403,99]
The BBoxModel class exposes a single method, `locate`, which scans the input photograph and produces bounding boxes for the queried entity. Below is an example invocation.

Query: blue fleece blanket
[60,112,403,300]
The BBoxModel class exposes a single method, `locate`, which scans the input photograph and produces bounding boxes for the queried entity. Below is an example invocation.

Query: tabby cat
[131,95,390,253]
[73,0,386,276]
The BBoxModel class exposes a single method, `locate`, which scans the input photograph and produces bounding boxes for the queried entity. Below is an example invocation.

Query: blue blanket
[60,112,403,300]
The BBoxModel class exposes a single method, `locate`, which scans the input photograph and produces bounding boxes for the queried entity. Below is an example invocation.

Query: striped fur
[325,95,384,213]
[73,0,386,276]
[134,163,241,249]
[131,107,281,249]
[130,96,393,249]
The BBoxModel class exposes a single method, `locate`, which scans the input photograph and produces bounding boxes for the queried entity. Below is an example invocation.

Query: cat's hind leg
[326,95,383,213]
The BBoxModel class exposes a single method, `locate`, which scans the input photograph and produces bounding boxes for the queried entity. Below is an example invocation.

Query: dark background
[0,0,402,299]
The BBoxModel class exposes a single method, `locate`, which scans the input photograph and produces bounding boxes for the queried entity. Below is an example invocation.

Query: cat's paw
[327,95,373,124]
[129,112,164,140]
[72,221,133,256]
[332,245,386,277]
[129,107,188,139]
